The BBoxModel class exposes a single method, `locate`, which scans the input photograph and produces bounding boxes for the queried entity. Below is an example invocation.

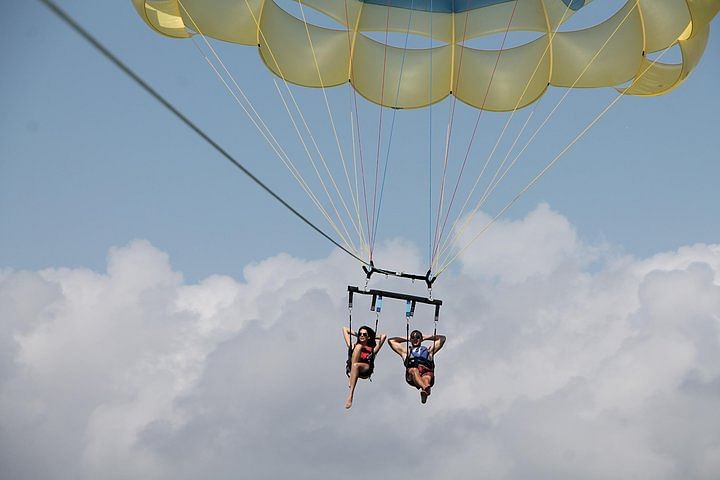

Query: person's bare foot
[345,397,353,409]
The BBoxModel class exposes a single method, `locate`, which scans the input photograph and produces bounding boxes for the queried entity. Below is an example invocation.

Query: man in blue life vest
[389,330,446,404]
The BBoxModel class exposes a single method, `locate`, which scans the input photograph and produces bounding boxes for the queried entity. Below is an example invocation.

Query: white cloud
[450,203,601,283]
[1,207,719,480]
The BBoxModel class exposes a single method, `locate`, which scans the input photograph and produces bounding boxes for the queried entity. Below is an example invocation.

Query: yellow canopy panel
[131,0,719,109]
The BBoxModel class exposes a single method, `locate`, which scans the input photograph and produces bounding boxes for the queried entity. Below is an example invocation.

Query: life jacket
[404,345,434,370]
[346,344,375,377]
[358,344,374,364]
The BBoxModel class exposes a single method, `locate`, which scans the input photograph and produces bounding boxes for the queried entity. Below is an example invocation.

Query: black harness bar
[362,261,437,290]
[348,286,442,322]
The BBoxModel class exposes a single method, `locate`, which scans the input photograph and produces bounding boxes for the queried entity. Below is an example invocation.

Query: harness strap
[346,291,352,376]
[370,296,382,381]
[406,300,416,318]
[432,303,440,370]
[374,313,379,346]
[405,300,410,365]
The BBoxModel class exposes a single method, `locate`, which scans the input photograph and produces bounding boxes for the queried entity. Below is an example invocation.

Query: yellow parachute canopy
[132,0,718,110]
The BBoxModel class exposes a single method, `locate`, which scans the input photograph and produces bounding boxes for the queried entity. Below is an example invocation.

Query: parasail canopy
[130,0,719,279]
[133,0,718,110]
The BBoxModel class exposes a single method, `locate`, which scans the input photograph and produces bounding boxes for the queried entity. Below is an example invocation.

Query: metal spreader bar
[348,285,442,322]
[362,261,437,290]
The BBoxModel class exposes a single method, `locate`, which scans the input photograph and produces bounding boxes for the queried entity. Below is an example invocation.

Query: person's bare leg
[345,346,364,408]
[345,362,370,409]
[410,368,424,388]
[420,375,432,403]
[348,343,360,388]
[345,344,370,409]
[408,368,428,403]
[420,376,431,394]
[345,363,360,409]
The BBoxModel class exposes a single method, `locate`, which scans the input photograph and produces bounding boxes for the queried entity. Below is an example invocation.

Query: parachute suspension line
[432,0,500,268]
[372,0,417,246]
[437,99,633,274]
[343,5,368,261]
[184,37,346,242]
[435,31,674,276]
[433,0,573,266]
[297,2,367,250]
[474,1,641,192]
[345,0,372,261]
[270,80,358,251]
[189,37,349,246]
[182,17,355,250]
[428,0,434,269]
[181,0,360,256]
[349,112,369,257]
[434,103,538,264]
[37,0,370,268]
[436,0,643,269]
[232,0,364,255]
[431,4,475,269]
[369,5,394,255]
[430,0,519,269]
[353,83,374,261]
[431,82,456,269]
[186,42,287,172]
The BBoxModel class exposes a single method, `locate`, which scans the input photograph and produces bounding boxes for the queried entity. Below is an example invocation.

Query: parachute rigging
[37,0,371,268]
[129,0,718,283]
[46,0,719,287]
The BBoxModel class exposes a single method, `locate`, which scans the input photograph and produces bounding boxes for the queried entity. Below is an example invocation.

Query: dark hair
[410,329,423,339]
[358,325,377,348]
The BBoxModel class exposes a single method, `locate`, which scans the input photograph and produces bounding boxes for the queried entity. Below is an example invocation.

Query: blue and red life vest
[405,345,434,369]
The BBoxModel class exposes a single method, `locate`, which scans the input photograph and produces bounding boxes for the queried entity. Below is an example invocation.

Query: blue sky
[2,3,720,479]
[2,0,718,282]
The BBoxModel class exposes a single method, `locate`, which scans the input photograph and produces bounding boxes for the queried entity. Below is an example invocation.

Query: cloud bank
[1,204,719,480]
